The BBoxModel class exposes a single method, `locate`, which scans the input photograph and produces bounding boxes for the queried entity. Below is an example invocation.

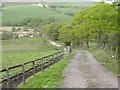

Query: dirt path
[48,40,61,48]
[63,50,118,88]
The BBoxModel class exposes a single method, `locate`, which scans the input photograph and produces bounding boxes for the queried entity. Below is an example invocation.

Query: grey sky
[2,0,101,2]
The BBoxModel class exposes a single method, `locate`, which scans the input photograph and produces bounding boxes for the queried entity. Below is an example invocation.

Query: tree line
[58,3,119,50]
[3,3,119,53]
[40,3,119,61]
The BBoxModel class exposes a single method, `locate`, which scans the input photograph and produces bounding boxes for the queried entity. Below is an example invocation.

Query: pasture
[2,2,97,25]
[2,37,57,69]
[2,4,72,25]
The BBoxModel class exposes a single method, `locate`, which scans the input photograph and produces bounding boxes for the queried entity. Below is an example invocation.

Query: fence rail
[0,51,65,88]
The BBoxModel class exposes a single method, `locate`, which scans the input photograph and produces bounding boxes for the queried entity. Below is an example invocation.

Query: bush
[2,31,13,40]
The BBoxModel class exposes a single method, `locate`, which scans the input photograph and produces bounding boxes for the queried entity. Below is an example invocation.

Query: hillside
[2,2,97,26]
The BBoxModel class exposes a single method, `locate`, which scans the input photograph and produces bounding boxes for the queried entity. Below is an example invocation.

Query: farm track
[63,50,118,88]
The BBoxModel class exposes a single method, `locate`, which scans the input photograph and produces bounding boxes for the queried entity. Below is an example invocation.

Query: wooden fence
[0,51,65,88]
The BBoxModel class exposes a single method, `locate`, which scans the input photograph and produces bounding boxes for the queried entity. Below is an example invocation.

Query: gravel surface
[63,50,118,88]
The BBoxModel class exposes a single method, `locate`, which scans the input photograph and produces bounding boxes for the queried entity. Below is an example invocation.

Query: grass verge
[88,47,118,75]
[18,50,76,88]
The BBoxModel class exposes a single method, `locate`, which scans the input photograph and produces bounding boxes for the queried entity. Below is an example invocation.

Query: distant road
[48,40,62,48]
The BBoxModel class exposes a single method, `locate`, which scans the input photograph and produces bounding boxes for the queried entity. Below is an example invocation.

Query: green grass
[2,5,72,25]
[88,47,118,75]
[2,37,59,79]
[2,37,57,68]
[50,2,97,7]
[52,2,97,14]
[2,37,54,53]
[2,2,97,25]
[18,50,76,88]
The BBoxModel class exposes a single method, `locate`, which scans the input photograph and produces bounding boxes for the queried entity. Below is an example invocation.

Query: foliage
[58,26,74,46]
[41,22,64,41]
[2,31,13,40]
[58,3,119,50]
[22,18,43,27]
[41,18,57,26]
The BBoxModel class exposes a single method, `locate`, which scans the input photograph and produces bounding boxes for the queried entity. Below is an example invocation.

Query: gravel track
[63,50,118,88]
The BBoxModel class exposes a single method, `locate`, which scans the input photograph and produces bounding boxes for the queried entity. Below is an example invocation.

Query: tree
[42,22,64,41]
[58,3,118,49]
[59,26,74,46]
[71,3,118,48]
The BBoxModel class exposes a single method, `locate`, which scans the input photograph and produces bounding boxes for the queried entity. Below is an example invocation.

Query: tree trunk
[86,34,89,48]
[98,32,101,48]
[80,36,83,48]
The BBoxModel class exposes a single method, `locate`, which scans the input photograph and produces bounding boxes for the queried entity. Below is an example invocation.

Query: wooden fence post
[47,57,50,68]
[22,64,25,84]
[41,63,43,71]
[57,52,59,62]
[61,51,63,59]
[41,58,43,71]
[52,54,54,65]
[55,53,57,63]
[104,44,107,51]
[115,47,118,60]
[111,46,113,52]
[60,51,63,59]
[32,61,35,75]
[6,68,10,88]
[50,55,53,65]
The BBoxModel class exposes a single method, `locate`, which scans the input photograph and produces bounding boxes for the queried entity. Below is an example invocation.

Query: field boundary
[0,51,65,88]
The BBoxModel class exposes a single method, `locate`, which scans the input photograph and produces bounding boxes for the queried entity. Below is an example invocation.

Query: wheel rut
[63,50,118,88]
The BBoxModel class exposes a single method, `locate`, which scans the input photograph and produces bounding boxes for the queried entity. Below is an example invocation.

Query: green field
[2,4,72,25]
[18,50,76,88]
[50,2,97,7]
[2,37,57,69]
[2,2,97,25]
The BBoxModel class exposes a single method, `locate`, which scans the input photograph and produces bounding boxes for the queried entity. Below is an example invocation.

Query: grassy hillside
[50,2,97,7]
[2,5,72,25]
[2,2,97,25]
[2,37,57,68]
[54,2,97,13]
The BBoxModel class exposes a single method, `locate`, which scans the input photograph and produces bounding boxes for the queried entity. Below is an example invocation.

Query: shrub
[2,31,13,40]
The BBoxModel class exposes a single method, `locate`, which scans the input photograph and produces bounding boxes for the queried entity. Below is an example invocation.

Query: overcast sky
[2,0,101,2]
